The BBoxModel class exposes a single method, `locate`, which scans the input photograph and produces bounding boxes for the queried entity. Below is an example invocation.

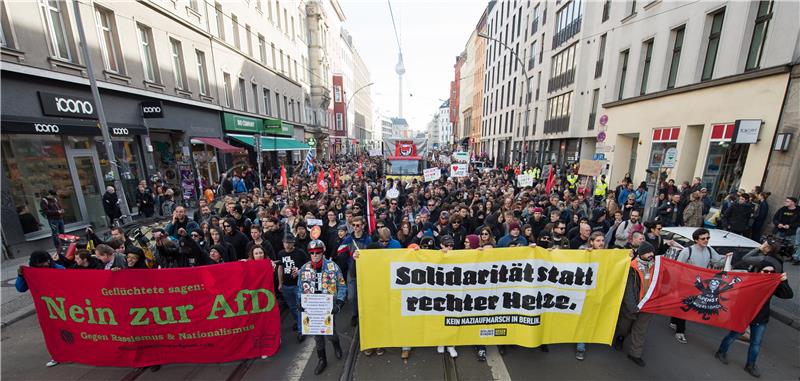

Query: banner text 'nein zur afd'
[23,261,281,367]
[357,247,631,349]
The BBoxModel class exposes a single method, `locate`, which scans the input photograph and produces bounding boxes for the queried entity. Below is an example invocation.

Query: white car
[660,227,760,267]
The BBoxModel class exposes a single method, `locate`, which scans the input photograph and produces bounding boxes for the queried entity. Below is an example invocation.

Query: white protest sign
[452,151,469,163]
[439,154,451,164]
[386,188,400,199]
[369,149,382,157]
[517,174,533,187]
[450,164,468,178]
[306,218,323,227]
[423,168,442,182]
[301,294,334,335]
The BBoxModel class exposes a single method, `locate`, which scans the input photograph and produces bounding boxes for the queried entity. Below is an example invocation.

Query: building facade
[601,0,799,207]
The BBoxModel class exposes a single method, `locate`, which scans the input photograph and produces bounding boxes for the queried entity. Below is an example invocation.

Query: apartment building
[600,0,799,206]
[0,0,356,244]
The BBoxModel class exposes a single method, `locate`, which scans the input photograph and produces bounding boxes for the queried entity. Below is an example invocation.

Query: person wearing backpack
[670,228,732,344]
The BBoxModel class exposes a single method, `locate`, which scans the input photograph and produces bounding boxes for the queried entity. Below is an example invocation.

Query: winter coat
[722,203,753,233]
[102,192,122,221]
[682,200,704,227]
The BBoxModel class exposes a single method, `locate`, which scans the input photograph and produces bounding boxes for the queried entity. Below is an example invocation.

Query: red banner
[638,257,781,332]
[23,261,280,367]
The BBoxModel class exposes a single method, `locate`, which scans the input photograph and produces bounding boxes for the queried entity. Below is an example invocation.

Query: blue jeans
[576,343,585,352]
[718,322,767,365]
[347,272,358,318]
[281,286,301,331]
[48,219,65,251]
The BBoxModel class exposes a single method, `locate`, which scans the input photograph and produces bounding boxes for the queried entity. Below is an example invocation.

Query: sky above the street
[339,0,487,132]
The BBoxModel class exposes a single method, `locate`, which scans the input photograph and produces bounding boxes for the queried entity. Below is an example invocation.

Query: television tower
[395,52,405,117]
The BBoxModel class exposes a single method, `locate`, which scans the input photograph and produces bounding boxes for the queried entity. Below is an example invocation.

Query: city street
[3,302,798,380]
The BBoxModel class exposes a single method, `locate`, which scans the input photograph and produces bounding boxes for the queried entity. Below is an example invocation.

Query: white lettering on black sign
[34,124,60,133]
[55,97,94,115]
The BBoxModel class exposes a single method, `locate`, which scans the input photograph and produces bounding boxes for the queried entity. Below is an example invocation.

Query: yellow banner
[357,247,631,349]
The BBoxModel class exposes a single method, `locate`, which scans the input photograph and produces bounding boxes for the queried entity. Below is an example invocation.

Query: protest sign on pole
[516,174,533,187]
[423,168,442,182]
[301,294,334,335]
[450,164,468,178]
[577,160,604,177]
[357,247,631,349]
[23,261,280,368]
[452,151,469,163]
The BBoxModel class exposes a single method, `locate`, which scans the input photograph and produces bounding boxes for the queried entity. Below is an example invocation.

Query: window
[280,50,285,73]
[271,43,276,68]
[267,0,272,21]
[628,0,636,16]
[545,91,572,120]
[667,26,685,89]
[231,14,240,49]
[549,43,576,92]
[336,113,343,130]
[539,33,544,63]
[334,86,342,103]
[589,88,599,130]
[137,24,158,82]
[188,0,199,12]
[595,33,606,78]
[40,0,72,60]
[291,16,295,40]
[252,83,259,114]
[275,92,281,118]
[223,72,233,107]
[255,0,261,12]
[618,49,629,100]
[553,0,582,48]
[283,96,289,120]
[640,39,653,95]
[195,50,208,95]
[95,7,123,73]
[602,0,610,22]
[746,0,773,71]
[263,88,272,116]
[532,5,539,33]
[702,9,725,81]
[169,38,187,90]
[276,1,281,30]
[294,60,298,81]
[245,25,253,56]
[258,34,266,64]
[238,78,247,110]
[0,0,14,48]
[284,9,288,35]
[214,2,225,40]
[529,40,537,69]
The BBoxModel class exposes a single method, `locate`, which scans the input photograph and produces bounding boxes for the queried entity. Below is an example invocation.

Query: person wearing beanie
[16,250,65,367]
[714,260,792,377]
[614,241,657,367]
[463,234,481,250]
[497,222,528,247]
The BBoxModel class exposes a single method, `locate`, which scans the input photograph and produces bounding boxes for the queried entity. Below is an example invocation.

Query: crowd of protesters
[16,154,797,377]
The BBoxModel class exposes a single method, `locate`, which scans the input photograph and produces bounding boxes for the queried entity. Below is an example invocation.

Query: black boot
[314,350,327,375]
[333,341,343,360]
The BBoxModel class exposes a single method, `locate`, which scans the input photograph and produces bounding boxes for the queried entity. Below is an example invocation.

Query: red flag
[279,164,288,188]
[329,167,335,187]
[357,158,363,178]
[334,169,341,188]
[545,167,556,194]
[317,170,327,193]
[365,183,376,234]
[638,257,782,332]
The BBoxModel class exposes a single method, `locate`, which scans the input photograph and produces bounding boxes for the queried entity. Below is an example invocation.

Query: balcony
[594,59,603,78]
[552,16,582,49]
[588,112,596,130]
[544,115,570,134]
[547,68,575,93]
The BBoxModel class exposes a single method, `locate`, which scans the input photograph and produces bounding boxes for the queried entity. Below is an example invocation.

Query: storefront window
[648,142,676,184]
[702,142,749,204]
[1,135,80,232]
[95,137,144,213]
[192,143,219,190]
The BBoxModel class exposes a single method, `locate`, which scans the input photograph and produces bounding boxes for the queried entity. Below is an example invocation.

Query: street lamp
[477,32,531,168]
[345,82,374,154]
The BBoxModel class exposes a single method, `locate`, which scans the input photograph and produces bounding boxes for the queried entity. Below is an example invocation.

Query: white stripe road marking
[486,346,512,381]
[286,338,315,381]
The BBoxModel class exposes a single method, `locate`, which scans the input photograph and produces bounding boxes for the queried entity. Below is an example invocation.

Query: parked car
[660,227,760,268]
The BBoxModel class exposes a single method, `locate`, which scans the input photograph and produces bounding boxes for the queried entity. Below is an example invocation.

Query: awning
[190,137,242,153]
[227,134,311,151]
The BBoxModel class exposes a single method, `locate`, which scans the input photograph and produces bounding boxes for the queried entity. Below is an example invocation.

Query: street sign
[599,114,608,126]
[597,131,606,143]
[306,137,316,147]
[662,147,678,168]
[593,153,606,160]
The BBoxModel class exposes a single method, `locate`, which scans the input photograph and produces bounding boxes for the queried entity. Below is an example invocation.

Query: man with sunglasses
[298,240,346,375]
[342,216,372,328]
[537,221,570,249]
[671,228,732,344]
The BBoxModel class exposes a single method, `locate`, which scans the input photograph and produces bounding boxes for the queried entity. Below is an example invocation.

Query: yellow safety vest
[567,174,578,188]
[594,181,608,196]
[532,168,540,179]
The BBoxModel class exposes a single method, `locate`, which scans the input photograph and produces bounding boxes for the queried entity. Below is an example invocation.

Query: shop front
[222,112,310,178]
[2,117,113,242]
[602,67,789,194]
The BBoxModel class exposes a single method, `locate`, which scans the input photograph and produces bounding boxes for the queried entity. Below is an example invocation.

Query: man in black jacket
[772,197,800,264]
[722,194,754,236]
[223,217,250,260]
[102,186,122,227]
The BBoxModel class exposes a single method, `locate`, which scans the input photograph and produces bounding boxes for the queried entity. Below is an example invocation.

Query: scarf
[311,259,323,270]
[635,256,655,290]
